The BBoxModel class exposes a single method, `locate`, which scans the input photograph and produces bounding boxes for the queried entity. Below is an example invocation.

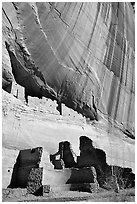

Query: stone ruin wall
[7,136,135,195]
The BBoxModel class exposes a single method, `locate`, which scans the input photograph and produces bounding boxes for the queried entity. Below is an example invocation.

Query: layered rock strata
[2,2,135,131]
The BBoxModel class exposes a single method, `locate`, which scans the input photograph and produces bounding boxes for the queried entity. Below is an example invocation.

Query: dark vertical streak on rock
[114,38,126,120]
[2,8,14,30]
[2,7,17,40]
[87,3,101,49]
[69,56,82,74]
[12,2,18,11]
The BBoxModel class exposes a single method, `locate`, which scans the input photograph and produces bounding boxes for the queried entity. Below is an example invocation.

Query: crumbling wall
[66,167,96,184]
[8,147,43,188]
[50,136,135,190]
[112,166,135,189]
[78,136,108,170]
[77,136,135,189]
[77,136,109,184]
[67,167,99,193]
[50,138,107,187]
[50,141,76,169]
[7,137,135,194]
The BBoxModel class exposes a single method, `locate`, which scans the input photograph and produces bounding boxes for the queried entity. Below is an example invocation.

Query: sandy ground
[2,188,135,202]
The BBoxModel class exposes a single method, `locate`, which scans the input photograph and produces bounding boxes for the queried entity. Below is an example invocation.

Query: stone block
[70,182,99,193]
[27,167,43,195]
[66,167,98,184]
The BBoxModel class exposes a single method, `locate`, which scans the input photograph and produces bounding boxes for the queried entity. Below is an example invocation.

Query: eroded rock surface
[2,2,135,129]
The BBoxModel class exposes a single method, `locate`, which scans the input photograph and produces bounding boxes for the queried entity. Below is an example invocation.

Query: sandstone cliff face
[2,2,135,188]
[2,2,135,132]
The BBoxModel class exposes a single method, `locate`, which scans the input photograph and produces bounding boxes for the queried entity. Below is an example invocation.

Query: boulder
[70,183,99,193]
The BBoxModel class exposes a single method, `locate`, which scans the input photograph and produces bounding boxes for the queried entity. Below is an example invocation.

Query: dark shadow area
[50,136,121,191]
[5,41,57,104]
[113,166,135,189]
[66,167,95,184]
[70,183,98,193]
[66,166,99,193]
[50,141,77,169]
[8,147,43,188]
[33,186,43,196]
[2,67,13,93]
[77,136,109,186]
[123,129,135,139]
[5,41,98,121]
[7,136,135,195]
[65,136,135,191]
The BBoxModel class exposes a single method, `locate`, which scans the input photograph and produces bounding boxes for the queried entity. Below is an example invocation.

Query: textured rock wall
[2,2,135,132]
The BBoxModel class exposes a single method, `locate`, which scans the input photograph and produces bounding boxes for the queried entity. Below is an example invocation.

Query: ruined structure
[2,2,135,196]
[8,147,43,188]
[50,141,77,169]
[7,137,134,195]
